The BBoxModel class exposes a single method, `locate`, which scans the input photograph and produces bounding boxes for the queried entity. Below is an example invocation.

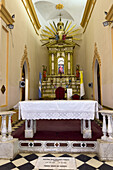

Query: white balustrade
[98,110,113,142]
[101,113,107,140]
[1,115,7,142]
[8,114,13,140]
[0,111,16,142]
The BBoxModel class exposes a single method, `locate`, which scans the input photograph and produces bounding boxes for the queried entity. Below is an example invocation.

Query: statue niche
[58,57,64,75]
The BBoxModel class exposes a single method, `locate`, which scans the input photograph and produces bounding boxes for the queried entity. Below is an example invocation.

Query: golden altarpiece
[41,17,81,99]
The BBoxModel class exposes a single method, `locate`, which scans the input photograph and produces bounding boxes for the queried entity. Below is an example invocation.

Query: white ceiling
[32,0,87,29]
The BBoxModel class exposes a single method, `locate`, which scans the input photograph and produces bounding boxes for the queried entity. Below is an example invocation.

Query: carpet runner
[12,119,102,141]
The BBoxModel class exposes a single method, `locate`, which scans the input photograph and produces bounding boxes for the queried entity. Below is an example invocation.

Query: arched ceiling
[32,0,87,28]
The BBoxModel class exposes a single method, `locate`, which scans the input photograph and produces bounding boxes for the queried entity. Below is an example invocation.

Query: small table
[19,100,98,139]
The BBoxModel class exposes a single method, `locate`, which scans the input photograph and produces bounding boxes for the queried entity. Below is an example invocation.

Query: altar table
[19,100,98,138]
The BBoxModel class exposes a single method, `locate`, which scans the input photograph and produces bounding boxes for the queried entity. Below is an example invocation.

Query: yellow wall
[1,0,113,109]
[0,0,48,110]
[74,0,113,108]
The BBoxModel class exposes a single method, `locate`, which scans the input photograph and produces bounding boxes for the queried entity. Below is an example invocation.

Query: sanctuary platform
[12,119,102,141]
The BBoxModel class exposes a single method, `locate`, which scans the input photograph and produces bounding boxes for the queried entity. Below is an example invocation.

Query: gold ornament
[56,4,64,10]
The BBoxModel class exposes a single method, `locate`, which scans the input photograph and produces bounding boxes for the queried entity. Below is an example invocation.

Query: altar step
[12,120,102,153]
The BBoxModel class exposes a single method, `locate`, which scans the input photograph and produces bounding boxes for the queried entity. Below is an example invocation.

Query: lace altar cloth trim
[19,100,98,120]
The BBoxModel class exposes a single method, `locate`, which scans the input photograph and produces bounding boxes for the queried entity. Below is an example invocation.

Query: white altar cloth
[19,100,98,120]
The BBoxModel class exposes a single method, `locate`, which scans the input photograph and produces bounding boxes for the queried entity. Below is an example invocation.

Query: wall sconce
[7,24,14,29]
[103,20,113,27]
[7,14,15,29]
[103,11,113,26]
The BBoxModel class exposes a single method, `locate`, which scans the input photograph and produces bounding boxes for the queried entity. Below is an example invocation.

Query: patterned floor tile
[76,154,91,162]
[30,159,38,166]
[86,158,103,168]
[0,159,10,166]
[42,153,55,157]
[19,152,33,157]
[105,161,113,167]
[60,153,72,157]
[0,152,113,169]
[76,159,84,168]
[99,163,113,170]
[24,153,38,161]
[79,163,96,170]
[12,158,28,167]
[93,155,100,161]
[52,153,64,157]
[35,153,48,157]
[0,162,16,170]
[12,154,23,161]
[84,153,97,158]
[17,162,34,170]
[72,153,83,158]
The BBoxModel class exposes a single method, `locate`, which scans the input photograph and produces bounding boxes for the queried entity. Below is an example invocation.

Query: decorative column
[67,53,70,75]
[65,52,68,75]
[8,114,13,140]
[70,52,73,75]
[1,115,7,142]
[54,53,57,75]
[51,53,54,75]
[49,53,52,75]
[107,114,113,140]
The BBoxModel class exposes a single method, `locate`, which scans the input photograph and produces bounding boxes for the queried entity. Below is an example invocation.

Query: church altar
[19,100,98,139]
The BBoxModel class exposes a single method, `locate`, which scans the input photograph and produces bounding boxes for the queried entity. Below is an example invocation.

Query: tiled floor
[0,153,113,170]
[12,120,25,132]
[0,120,112,169]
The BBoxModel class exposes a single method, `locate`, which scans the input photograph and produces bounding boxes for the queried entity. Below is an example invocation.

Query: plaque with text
[34,157,77,170]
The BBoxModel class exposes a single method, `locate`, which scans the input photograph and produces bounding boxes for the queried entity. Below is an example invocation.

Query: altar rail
[98,110,113,142]
[19,140,97,153]
[0,111,16,141]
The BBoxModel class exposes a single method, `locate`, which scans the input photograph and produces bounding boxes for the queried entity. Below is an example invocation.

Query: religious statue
[76,65,80,79]
[58,65,64,74]
[42,65,47,81]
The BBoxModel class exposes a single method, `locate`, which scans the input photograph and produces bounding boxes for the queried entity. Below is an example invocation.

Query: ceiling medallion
[56,4,64,10]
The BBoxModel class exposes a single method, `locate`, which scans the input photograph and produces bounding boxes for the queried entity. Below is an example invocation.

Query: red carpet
[12,120,102,141]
